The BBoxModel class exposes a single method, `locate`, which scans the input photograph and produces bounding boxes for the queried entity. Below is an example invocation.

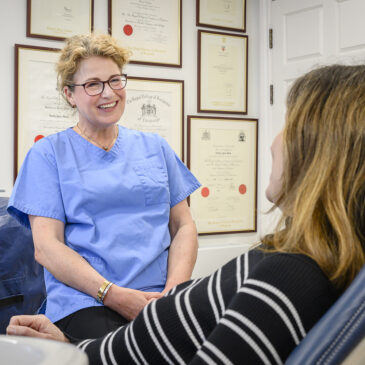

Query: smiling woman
[63,56,127,143]
[7,33,201,340]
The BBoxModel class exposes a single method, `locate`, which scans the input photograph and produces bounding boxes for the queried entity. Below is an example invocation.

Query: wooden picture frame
[108,0,182,67]
[198,30,248,114]
[14,44,76,178]
[26,0,94,41]
[197,0,246,33]
[187,115,258,235]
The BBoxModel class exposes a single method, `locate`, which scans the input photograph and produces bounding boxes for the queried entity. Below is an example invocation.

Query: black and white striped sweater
[76,248,339,364]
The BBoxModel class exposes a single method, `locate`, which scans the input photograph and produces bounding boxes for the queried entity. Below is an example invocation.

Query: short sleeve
[159,136,201,207]
[7,139,65,229]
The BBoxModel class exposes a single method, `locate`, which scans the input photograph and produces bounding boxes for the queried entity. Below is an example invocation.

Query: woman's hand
[104,285,162,321]
[6,315,68,342]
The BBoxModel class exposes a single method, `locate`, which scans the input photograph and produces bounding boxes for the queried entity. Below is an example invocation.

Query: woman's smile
[98,101,118,110]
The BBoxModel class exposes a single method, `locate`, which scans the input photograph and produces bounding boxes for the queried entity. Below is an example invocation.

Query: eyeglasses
[69,74,127,96]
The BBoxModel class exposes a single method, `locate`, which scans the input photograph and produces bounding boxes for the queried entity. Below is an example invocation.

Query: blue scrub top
[8,126,200,322]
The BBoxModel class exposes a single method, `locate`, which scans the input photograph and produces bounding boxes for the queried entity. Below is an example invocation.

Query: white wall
[0,0,274,277]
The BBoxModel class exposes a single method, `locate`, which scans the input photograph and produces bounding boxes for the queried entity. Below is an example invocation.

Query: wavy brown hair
[56,33,130,105]
[263,65,365,290]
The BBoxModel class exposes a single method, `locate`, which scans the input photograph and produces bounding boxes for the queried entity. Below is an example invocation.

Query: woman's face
[64,56,126,128]
[266,132,284,204]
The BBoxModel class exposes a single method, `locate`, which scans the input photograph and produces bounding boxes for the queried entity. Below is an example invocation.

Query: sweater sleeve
[188,253,339,364]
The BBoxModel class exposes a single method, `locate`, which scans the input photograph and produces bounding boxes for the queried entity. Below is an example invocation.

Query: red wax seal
[34,135,44,143]
[239,184,247,195]
[201,187,210,198]
[123,24,133,36]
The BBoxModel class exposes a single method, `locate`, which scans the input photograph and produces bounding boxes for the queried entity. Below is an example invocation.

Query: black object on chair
[0,197,46,333]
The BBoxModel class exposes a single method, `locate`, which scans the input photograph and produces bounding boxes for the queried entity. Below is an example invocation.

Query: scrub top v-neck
[8,125,201,322]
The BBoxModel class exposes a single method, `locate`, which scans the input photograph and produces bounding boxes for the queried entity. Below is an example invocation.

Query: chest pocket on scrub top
[133,159,170,206]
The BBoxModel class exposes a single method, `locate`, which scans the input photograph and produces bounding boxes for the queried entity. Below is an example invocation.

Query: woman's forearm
[165,200,199,292]
[35,235,105,299]
[164,221,198,292]
[30,215,105,300]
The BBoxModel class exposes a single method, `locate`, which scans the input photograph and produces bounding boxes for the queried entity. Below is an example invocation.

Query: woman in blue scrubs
[8,34,201,339]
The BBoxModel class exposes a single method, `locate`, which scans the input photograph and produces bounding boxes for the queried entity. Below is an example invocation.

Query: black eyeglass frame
[68,74,128,96]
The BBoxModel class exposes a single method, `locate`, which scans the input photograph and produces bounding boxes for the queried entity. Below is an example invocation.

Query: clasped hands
[7,285,165,342]
[103,285,163,321]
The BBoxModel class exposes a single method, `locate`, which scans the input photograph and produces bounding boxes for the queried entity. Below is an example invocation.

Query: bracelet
[100,281,113,303]
[97,279,112,304]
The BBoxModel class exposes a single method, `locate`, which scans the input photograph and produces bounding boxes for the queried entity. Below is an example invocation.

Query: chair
[0,197,46,333]
[285,264,365,364]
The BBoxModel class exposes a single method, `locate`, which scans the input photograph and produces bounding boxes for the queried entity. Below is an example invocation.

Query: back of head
[265,64,365,290]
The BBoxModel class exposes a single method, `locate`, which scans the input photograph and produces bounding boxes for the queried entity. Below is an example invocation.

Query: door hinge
[270,84,274,105]
[269,28,273,49]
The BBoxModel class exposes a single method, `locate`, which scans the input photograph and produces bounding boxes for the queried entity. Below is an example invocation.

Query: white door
[259,0,365,234]
[270,0,365,137]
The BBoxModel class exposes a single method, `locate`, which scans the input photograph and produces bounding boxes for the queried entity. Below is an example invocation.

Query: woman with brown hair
[8,64,365,364]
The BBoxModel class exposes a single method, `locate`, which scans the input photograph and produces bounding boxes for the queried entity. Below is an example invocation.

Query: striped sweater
[76,248,339,364]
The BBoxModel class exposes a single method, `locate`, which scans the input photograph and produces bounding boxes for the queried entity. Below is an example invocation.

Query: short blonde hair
[56,33,130,95]
[263,64,365,290]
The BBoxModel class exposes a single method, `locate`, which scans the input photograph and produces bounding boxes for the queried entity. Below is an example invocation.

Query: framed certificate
[120,77,184,159]
[26,0,94,41]
[108,0,182,67]
[14,45,77,177]
[187,116,258,235]
[198,30,248,114]
[197,0,246,33]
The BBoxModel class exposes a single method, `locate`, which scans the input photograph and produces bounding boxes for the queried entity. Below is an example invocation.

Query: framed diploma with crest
[197,0,246,33]
[198,30,248,114]
[187,116,258,235]
[26,0,94,41]
[108,0,182,67]
[14,45,76,177]
[120,77,184,159]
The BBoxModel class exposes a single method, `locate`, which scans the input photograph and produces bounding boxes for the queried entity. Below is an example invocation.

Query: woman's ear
[63,86,75,107]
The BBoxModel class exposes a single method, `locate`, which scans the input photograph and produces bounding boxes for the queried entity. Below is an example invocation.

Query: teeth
[99,102,117,109]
